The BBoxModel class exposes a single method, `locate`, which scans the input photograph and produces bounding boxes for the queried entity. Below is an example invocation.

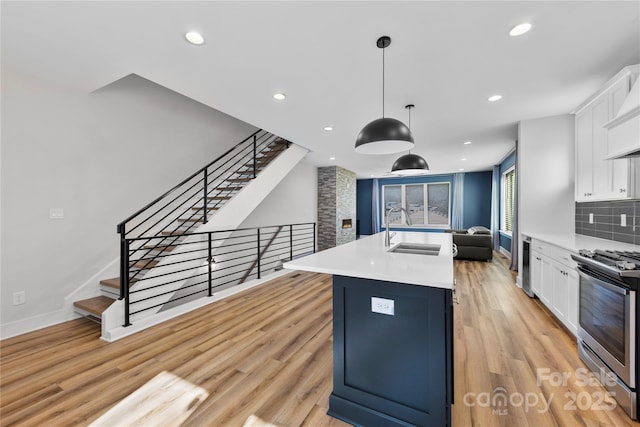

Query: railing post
[118,229,126,300]
[313,223,316,253]
[123,239,131,327]
[256,229,261,279]
[289,224,294,261]
[208,233,213,297]
[203,167,208,224]
[253,135,257,179]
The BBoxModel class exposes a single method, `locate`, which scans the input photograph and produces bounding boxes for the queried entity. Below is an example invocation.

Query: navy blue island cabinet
[328,275,454,427]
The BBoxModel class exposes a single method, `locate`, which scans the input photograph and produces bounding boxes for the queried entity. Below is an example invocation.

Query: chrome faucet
[385,206,412,246]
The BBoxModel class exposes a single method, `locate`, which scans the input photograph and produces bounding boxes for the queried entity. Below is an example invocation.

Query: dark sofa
[445,226,493,261]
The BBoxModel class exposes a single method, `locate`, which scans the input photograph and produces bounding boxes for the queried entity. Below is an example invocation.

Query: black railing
[115,129,292,303]
[120,223,316,326]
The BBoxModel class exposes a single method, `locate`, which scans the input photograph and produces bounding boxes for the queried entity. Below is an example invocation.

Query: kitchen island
[284,232,454,427]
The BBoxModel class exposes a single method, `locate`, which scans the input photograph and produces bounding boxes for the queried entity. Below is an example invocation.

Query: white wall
[517,114,575,274]
[239,159,317,230]
[0,71,257,336]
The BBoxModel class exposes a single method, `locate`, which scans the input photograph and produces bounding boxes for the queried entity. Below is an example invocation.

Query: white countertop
[284,232,454,290]
[522,231,639,253]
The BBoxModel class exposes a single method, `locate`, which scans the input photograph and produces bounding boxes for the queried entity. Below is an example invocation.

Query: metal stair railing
[120,222,316,326]
[116,129,291,304]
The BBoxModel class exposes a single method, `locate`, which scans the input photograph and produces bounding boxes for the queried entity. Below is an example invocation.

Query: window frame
[501,166,515,236]
[381,182,451,229]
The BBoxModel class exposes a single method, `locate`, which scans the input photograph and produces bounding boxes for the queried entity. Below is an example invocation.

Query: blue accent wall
[462,171,492,229]
[356,179,373,236]
[355,173,493,235]
[499,151,516,252]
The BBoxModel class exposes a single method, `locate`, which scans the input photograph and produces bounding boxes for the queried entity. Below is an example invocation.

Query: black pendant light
[354,36,415,155]
[390,104,429,175]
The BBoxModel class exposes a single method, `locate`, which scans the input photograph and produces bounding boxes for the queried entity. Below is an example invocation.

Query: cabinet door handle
[620,188,627,193]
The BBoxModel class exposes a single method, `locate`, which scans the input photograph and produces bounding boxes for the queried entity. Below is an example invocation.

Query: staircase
[73,130,300,328]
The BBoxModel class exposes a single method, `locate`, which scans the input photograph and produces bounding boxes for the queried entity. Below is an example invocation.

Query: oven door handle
[577,267,630,295]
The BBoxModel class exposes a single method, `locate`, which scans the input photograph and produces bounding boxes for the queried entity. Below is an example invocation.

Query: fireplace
[342,219,352,229]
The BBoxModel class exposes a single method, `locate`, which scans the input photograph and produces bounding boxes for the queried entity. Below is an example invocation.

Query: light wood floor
[1,253,638,426]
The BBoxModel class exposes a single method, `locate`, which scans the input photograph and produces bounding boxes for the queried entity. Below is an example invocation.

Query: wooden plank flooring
[1,254,638,426]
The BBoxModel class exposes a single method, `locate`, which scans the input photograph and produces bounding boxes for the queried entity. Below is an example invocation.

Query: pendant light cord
[407,105,413,154]
[382,45,385,118]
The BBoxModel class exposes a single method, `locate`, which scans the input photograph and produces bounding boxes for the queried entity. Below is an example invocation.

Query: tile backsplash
[575,200,640,245]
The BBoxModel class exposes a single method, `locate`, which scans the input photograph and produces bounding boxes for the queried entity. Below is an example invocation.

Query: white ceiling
[3,1,639,178]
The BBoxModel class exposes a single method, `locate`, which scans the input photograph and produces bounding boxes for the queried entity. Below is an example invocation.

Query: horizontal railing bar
[128,222,316,242]
[130,263,208,283]
[292,241,314,250]
[129,246,211,262]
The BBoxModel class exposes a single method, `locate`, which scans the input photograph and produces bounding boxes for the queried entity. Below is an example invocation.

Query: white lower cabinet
[530,240,579,336]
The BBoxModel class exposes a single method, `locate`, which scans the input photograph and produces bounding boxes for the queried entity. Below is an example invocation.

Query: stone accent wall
[317,166,356,251]
[317,167,337,251]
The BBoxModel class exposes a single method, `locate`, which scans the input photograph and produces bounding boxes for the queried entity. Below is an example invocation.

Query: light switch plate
[588,213,594,224]
[49,208,64,219]
[621,214,627,227]
[371,297,394,316]
[13,291,25,305]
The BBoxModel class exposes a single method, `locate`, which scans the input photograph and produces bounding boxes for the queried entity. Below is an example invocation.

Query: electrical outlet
[621,214,627,227]
[49,208,64,219]
[13,291,25,306]
[371,297,394,316]
[589,213,594,224]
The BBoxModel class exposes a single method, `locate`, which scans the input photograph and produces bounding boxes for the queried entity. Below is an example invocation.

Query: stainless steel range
[572,249,640,420]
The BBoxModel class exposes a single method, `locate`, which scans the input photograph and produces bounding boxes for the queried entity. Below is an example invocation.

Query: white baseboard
[0,308,82,340]
[499,247,511,258]
[2,269,294,342]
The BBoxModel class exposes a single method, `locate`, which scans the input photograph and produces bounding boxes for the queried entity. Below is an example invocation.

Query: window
[501,167,515,233]
[382,182,451,227]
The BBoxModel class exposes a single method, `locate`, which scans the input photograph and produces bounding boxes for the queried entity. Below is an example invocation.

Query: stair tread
[100,277,138,289]
[215,186,243,191]
[73,296,114,317]
[131,259,159,269]
[161,230,186,236]
[207,196,232,200]
[190,207,219,211]
[177,218,205,223]
[143,244,177,251]
[227,178,253,182]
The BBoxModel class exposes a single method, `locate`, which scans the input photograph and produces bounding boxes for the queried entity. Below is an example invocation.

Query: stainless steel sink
[387,242,441,256]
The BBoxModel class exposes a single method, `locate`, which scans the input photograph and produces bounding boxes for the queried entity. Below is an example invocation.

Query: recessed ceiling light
[488,94,503,102]
[185,32,204,45]
[459,168,465,171]
[509,23,532,37]
[463,141,472,145]
[329,156,336,161]
[324,126,333,131]
[273,93,286,101]
[461,158,467,161]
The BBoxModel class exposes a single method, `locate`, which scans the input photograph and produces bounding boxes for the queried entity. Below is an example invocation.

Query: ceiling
[3,1,639,178]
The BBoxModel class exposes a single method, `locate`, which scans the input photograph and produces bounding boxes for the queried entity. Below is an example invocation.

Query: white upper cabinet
[574,65,639,202]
